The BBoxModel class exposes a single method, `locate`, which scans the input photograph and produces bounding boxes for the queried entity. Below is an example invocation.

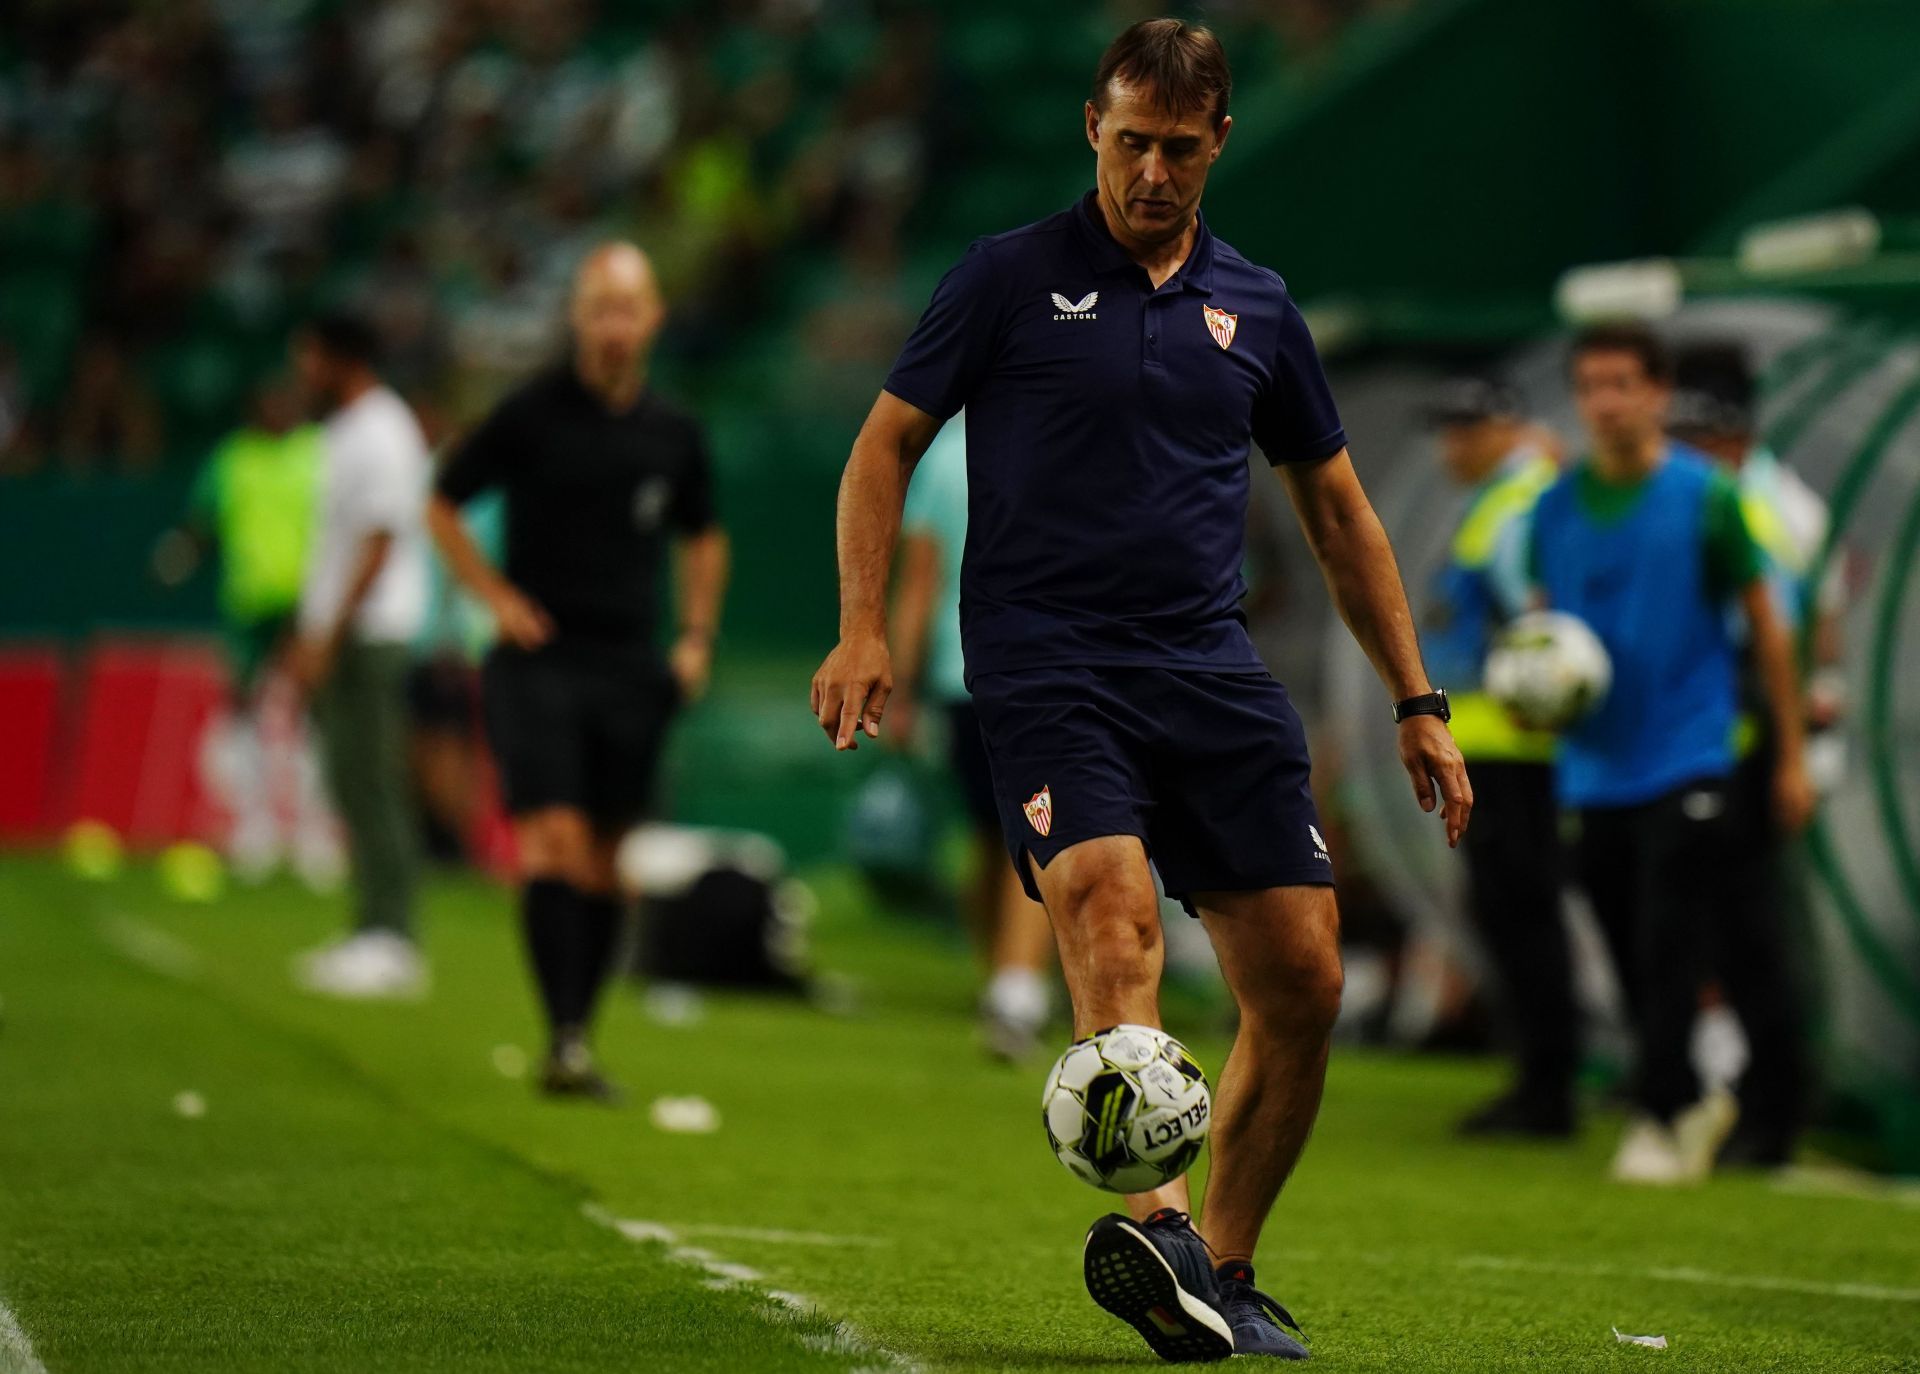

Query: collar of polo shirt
[1072,190,1217,296]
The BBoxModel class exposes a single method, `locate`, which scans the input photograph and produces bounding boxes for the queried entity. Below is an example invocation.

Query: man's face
[1438,418,1515,484]
[254,376,301,434]
[571,260,660,379]
[1571,349,1668,451]
[291,335,336,407]
[1086,81,1228,247]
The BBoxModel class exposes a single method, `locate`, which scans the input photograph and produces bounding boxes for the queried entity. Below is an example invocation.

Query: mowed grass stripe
[0,862,866,1374]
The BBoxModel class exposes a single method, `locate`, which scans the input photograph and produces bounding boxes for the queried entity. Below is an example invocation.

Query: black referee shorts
[481,642,679,829]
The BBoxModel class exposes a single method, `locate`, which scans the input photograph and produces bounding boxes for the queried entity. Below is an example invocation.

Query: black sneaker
[1457,1090,1575,1139]
[1083,1210,1233,1363]
[539,1035,622,1104]
[1216,1266,1310,1360]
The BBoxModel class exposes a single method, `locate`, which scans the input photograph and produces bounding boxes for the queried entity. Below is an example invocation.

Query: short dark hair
[1568,322,1672,384]
[1670,341,1755,433]
[304,311,381,368]
[1091,19,1232,127]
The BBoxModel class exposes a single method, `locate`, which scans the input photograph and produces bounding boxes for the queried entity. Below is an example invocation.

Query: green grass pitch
[1,855,1915,1373]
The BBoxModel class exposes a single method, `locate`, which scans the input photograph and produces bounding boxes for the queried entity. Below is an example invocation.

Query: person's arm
[668,525,729,702]
[290,530,392,690]
[429,398,553,649]
[425,493,551,649]
[1707,473,1814,829]
[1742,580,1814,831]
[811,391,943,749]
[886,529,942,747]
[1278,450,1473,845]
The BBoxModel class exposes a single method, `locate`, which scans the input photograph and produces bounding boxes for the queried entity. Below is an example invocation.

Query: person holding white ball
[1528,323,1814,1187]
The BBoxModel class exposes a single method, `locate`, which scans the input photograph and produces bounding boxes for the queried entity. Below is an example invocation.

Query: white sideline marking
[1771,1164,1920,1208]
[0,1298,49,1374]
[1271,1248,1920,1305]
[584,1206,918,1371]
[1453,1254,1920,1305]
[674,1223,889,1249]
[97,916,201,981]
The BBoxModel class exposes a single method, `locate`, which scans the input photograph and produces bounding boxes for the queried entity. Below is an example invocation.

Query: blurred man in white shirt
[288,313,432,998]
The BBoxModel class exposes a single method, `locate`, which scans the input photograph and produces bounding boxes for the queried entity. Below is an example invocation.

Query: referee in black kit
[429,242,730,1100]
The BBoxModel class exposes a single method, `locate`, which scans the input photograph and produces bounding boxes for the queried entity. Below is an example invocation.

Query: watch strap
[1392,689,1451,724]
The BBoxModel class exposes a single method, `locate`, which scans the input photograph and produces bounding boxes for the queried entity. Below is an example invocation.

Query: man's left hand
[1398,715,1473,847]
[670,631,714,703]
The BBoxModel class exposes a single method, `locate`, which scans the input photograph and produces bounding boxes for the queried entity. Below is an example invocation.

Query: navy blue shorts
[969,665,1333,912]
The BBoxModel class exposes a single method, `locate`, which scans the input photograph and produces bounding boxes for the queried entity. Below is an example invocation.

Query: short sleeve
[670,420,718,533]
[437,396,520,505]
[1250,295,1346,466]
[882,244,1002,421]
[1703,471,1764,599]
[353,433,420,533]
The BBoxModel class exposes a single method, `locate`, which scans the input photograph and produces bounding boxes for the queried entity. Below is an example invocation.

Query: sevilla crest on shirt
[1202,304,1238,350]
[1023,785,1053,837]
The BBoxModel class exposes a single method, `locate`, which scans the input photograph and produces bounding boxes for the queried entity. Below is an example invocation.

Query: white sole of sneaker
[1083,1217,1234,1363]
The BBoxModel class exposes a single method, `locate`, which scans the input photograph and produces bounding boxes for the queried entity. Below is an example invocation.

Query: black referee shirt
[437,366,717,649]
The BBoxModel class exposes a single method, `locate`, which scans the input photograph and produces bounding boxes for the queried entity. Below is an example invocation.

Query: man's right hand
[487,584,554,650]
[811,634,892,750]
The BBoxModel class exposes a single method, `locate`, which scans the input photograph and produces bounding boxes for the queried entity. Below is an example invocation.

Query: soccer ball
[1484,609,1613,731]
[1041,1024,1211,1193]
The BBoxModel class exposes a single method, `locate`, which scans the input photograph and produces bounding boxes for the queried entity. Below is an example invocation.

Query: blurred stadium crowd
[0,0,1413,475]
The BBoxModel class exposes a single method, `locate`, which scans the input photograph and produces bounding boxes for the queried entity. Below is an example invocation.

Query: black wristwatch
[1391,689,1451,724]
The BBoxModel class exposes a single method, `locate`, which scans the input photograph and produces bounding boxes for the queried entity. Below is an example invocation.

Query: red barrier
[0,646,65,840]
[56,638,230,848]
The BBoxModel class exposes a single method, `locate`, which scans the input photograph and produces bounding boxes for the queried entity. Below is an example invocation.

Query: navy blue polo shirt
[884,191,1346,680]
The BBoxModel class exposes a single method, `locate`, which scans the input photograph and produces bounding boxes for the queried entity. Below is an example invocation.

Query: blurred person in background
[429,243,729,1102]
[888,412,1055,1063]
[288,312,433,1000]
[1668,341,1832,1169]
[1530,323,1812,1186]
[814,19,1470,1360]
[1420,378,1571,1137]
[154,373,342,887]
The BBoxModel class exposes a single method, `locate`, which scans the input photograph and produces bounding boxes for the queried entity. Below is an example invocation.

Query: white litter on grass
[642,983,706,1027]
[0,1297,49,1374]
[98,916,202,981]
[491,1044,528,1079]
[584,1206,919,1372]
[172,1090,207,1119]
[649,1094,721,1134]
[1613,1327,1669,1349]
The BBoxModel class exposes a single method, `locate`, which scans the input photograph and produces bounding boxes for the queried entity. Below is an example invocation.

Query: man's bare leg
[1027,835,1187,1220]
[1192,885,1343,1266]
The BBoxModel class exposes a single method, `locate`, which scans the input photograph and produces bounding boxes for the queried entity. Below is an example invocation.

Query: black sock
[575,889,625,1029]
[1215,1259,1255,1286]
[523,880,628,1050]
[522,878,581,1041]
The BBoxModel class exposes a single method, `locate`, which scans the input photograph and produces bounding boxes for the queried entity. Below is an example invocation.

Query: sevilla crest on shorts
[1202,304,1238,350]
[1023,785,1054,837]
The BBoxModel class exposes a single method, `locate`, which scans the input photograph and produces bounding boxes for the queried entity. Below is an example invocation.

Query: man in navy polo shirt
[812,19,1469,1361]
